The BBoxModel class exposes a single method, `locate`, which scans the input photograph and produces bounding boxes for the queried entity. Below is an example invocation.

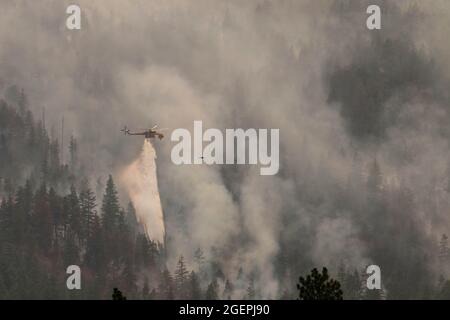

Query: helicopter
[121,125,166,140]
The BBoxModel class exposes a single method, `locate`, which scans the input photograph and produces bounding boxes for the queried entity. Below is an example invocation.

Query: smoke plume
[2,0,450,298]
[121,140,165,244]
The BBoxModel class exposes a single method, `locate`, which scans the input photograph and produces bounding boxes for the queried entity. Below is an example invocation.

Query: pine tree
[297,267,343,300]
[79,186,97,241]
[175,255,189,299]
[205,279,219,300]
[64,184,81,240]
[84,215,105,270]
[112,288,127,300]
[101,175,120,232]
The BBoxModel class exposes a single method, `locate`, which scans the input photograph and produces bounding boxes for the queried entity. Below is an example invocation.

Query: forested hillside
[3,86,450,300]
[0,87,164,299]
[0,87,260,299]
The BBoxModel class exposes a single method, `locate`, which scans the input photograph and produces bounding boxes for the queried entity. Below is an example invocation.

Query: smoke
[2,0,450,298]
[121,140,165,244]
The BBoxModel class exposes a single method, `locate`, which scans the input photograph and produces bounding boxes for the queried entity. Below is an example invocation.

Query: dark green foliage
[101,175,121,232]
[112,288,127,300]
[205,279,219,300]
[0,94,166,298]
[1,86,449,300]
[297,268,343,300]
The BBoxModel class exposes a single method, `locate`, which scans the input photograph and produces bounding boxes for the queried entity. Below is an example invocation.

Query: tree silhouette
[205,279,219,300]
[297,267,343,300]
[175,255,189,299]
[101,175,120,232]
[112,288,127,300]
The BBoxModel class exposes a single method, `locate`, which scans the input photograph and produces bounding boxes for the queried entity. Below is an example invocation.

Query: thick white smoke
[121,139,165,244]
[3,0,450,298]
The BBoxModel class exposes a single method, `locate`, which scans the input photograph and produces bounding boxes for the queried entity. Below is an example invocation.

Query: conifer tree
[205,279,219,300]
[79,185,97,241]
[297,267,343,300]
[112,288,127,300]
[64,184,81,240]
[101,175,120,232]
[175,255,189,299]
[84,214,105,270]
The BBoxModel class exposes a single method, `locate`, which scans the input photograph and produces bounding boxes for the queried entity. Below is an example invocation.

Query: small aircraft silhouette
[121,125,166,140]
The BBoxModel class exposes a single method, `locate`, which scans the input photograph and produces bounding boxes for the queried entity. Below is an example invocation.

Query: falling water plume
[121,139,165,244]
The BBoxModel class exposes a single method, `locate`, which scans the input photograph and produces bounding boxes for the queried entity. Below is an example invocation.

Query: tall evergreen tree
[84,215,105,270]
[101,175,120,232]
[79,186,97,241]
[205,279,219,300]
[175,255,189,299]
[64,184,81,240]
